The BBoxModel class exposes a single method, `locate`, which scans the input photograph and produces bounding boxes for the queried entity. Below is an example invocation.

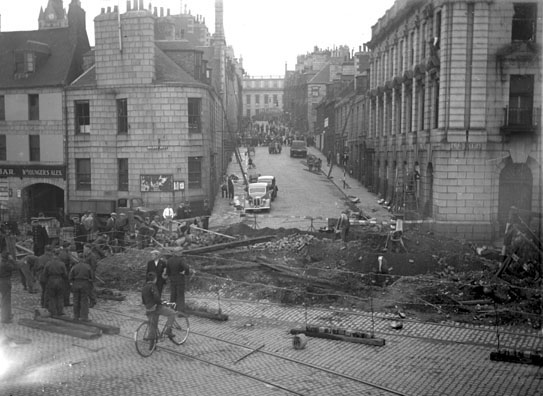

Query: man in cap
[146,250,167,297]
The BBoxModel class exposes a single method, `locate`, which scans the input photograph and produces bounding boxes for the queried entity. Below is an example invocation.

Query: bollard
[293,333,307,350]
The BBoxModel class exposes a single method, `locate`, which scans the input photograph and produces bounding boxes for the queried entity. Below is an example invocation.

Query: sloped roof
[308,63,331,85]
[70,44,201,87]
[154,44,200,84]
[0,28,76,88]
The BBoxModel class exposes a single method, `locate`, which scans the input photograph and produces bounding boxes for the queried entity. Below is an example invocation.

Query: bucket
[293,334,307,350]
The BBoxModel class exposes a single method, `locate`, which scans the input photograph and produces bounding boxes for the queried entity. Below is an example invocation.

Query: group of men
[141,250,190,339]
[0,242,98,323]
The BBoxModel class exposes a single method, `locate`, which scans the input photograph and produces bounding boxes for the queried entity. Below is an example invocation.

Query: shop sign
[0,165,66,179]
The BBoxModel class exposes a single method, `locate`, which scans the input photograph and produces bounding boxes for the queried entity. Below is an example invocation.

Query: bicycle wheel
[169,315,190,345]
[135,321,157,357]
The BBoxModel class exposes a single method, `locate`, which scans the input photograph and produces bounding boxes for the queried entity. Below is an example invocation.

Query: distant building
[242,76,284,120]
[0,0,90,219]
[283,46,354,141]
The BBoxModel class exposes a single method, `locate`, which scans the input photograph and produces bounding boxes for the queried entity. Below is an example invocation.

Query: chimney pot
[133,0,137,10]
[114,5,118,13]
[154,7,157,16]
[127,1,131,11]
[107,6,111,13]
[139,0,144,11]
[101,7,105,14]
[160,7,164,17]
[167,9,170,16]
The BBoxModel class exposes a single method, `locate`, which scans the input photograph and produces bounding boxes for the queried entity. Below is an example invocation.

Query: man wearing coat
[0,251,18,323]
[146,250,167,297]
[165,255,190,312]
[43,254,68,316]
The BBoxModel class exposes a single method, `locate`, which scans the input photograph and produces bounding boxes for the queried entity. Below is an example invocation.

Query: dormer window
[512,3,537,42]
[15,51,35,74]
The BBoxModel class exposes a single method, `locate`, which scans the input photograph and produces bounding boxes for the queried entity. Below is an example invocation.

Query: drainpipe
[63,88,69,219]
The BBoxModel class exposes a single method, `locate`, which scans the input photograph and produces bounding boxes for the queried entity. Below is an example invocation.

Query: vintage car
[290,140,307,158]
[244,182,272,212]
[257,175,278,201]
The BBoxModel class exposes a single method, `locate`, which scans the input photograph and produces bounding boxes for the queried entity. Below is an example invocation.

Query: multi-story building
[283,46,354,143]
[363,0,541,241]
[0,0,90,219]
[242,76,284,121]
[65,0,242,215]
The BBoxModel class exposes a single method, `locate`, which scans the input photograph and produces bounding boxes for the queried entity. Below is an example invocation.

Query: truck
[67,197,157,232]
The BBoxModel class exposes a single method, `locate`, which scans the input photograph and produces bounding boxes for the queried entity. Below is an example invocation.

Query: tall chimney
[214,0,225,41]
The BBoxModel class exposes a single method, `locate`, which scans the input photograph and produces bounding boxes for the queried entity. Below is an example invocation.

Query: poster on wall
[140,174,173,192]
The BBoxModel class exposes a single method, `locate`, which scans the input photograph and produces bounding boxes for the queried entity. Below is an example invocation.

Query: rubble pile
[249,233,317,253]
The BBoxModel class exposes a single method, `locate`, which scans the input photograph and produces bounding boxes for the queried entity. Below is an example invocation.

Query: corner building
[366,0,541,241]
[66,2,241,214]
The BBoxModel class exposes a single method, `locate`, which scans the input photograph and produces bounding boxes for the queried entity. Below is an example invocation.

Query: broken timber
[490,349,543,367]
[185,308,228,322]
[34,309,120,335]
[182,235,276,255]
[19,318,101,340]
[290,327,385,346]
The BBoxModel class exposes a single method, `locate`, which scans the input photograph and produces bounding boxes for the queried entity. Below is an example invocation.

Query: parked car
[244,182,272,212]
[257,175,278,201]
[290,140,307,158]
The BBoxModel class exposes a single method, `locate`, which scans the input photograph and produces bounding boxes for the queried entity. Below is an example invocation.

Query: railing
[501,106,540,133]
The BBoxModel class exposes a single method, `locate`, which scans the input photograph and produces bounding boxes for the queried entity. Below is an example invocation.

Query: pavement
[1,281,542,395]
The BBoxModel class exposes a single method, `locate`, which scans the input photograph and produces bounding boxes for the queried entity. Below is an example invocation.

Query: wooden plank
[34,316,102,335]
[18,318,101,339]
[290,328,385,346]
[189,225,236,240]
[52,316,121,335]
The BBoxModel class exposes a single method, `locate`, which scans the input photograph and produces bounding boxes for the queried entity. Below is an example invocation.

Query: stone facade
[66,4,241,214]
[242,76,284,119]
[361,0,542,242]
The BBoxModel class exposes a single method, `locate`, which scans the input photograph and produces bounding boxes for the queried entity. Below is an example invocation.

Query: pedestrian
[0,251,18,323]
[82,243,99,307]
[163,204,174,232]
[327,151,332,166]
[43,253,68,316]
[81,211,96,242]
[227,176,235,199]
[36,245,55,308]
[105,212,117,242]
[57,242,75,307]
[69,256,93,322]
[165,255,190,312]
[336,211,350,245]
[146,250,167,297]
[221,180,228,198]
[201,199,210,230]
[32,220,48,256]
[20,254,38,294]
[72,216,86,254]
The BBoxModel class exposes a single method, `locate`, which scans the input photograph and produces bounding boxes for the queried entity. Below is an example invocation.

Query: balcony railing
[501,106,540,134]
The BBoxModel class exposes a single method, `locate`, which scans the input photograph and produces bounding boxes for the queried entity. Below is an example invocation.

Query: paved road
[210,145,391,231]
[2,283,542,395]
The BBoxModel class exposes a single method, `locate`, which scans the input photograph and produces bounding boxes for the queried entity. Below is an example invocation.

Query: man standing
[336,211,350,246]
[0,251,17,323]
[146,250,167,297]
[82,244,99,307]
[163,204,174,232]
[36,245,55,308]
[72,216,86,254]
[43,253,68,316]
[166,255,190,312]
[20,254,38,294]
[69,257,93,322]
[57,243,75,307]
[105,212,117,242]
[227,176,235,199]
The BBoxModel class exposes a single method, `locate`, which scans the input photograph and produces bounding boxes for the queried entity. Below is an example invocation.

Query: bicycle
[134,301,190,357]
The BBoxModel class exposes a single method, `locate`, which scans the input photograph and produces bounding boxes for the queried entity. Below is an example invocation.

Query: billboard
[140,174,173,192]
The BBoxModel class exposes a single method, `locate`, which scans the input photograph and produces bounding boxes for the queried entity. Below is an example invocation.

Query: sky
[0,0,397,77]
